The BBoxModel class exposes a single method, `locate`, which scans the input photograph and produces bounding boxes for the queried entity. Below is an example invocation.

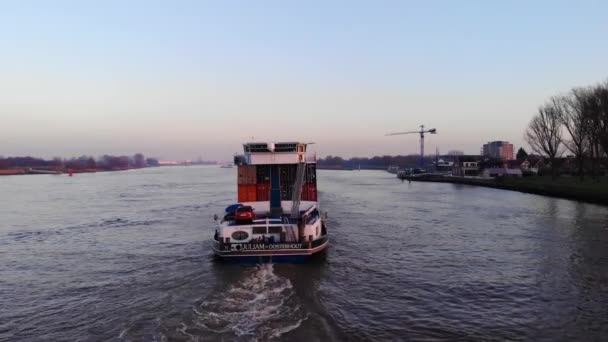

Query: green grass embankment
[403,175,608,205]
[497,176,608,205]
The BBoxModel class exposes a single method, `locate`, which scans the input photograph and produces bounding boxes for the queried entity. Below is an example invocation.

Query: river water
[1,166,607,341]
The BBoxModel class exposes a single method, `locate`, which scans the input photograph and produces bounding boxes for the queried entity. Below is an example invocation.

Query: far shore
[0,167,144,176]
[0,164,219,176]
[401,174,608,206]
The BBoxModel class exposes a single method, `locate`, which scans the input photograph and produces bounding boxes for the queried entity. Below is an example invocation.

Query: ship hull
[212,238,328,263]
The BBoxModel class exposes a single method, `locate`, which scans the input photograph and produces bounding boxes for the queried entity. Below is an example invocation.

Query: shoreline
[0,167,142,176]
[400,174,608,206]
[0,164,215,176]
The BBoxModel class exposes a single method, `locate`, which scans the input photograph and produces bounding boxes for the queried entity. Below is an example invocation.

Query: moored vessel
[212,142,328,263]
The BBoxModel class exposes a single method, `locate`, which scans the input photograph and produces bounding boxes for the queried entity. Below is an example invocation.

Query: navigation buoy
[69,170,73,177]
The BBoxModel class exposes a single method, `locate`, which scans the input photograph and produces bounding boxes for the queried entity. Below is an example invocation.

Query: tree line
[0,153,159,170]
[525,79,608,179]
[318,155,436,169]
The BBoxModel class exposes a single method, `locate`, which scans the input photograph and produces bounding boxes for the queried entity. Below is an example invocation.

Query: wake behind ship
[212,142,328,263]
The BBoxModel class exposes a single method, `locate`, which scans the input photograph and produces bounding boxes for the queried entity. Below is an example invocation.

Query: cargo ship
[212,142,328,263]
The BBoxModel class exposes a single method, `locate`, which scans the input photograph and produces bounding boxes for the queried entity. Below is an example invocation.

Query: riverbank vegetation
[401,174,608,205]
[401,78,608,205]
[0,153,160,175]
[318,155,436,170]
[525,79,608,181]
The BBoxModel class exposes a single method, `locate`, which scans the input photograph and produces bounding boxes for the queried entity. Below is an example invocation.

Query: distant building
[505,160,522,169]
[483,168,522,177]
[504,158,544,175]
[158,160,179,166]
[447,150,464,156]
[452,156,481,176]
[435,158,454,172]
[482,141,514,160]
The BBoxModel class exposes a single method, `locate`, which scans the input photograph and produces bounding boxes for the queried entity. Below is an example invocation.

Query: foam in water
[188,264,307,341]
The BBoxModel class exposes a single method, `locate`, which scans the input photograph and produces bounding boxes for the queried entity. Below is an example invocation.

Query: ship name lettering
[239,243,302,250]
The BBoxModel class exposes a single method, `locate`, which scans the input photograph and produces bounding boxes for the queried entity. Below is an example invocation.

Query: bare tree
[557,89,590,179]
[582,81,608,180]
[525,99,563,179]
[594,82,608,164]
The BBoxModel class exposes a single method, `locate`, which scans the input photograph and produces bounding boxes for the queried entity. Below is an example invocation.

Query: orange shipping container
[238,184,257,202]
[237,165,257,185]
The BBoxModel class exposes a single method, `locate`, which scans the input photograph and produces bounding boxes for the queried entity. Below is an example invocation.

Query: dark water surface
[1,167,608,341]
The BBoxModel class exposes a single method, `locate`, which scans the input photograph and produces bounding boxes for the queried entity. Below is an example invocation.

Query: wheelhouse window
[274,143,297,152]
[252,226,267,234]
[268,226,282,234]
[244,143,271,152]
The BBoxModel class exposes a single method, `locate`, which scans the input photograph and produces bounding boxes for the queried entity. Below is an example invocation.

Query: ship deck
[221,201,317,226]
[223,217,298,226]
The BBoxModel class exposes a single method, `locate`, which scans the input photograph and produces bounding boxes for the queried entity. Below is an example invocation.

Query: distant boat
[28,169,62,175]
[387,165,399,174]
[220,164,234,168]
[397,168,428,180]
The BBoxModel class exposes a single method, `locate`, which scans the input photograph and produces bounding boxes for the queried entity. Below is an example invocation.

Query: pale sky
[1,1,607,161]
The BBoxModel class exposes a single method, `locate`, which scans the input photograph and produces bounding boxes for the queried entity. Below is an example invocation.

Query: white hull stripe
[213,240,328,257]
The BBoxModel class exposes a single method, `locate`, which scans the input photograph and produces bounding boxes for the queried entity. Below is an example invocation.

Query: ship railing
[217,235,328,251]
[305,153,317,163]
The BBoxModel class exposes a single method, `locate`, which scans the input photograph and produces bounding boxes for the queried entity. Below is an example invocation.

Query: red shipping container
[256,183,270,201]
[238,184,257,202]
[301,183,317,201]
[301,183,307,201]
[237,165,257,185]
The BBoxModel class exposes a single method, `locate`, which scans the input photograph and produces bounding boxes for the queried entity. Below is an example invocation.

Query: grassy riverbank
[403,174,608,206]
[497,176,608,204]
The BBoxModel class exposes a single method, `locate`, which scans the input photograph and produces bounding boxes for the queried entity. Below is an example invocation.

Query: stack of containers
[237,165,257,202]
[279,165,297,200]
